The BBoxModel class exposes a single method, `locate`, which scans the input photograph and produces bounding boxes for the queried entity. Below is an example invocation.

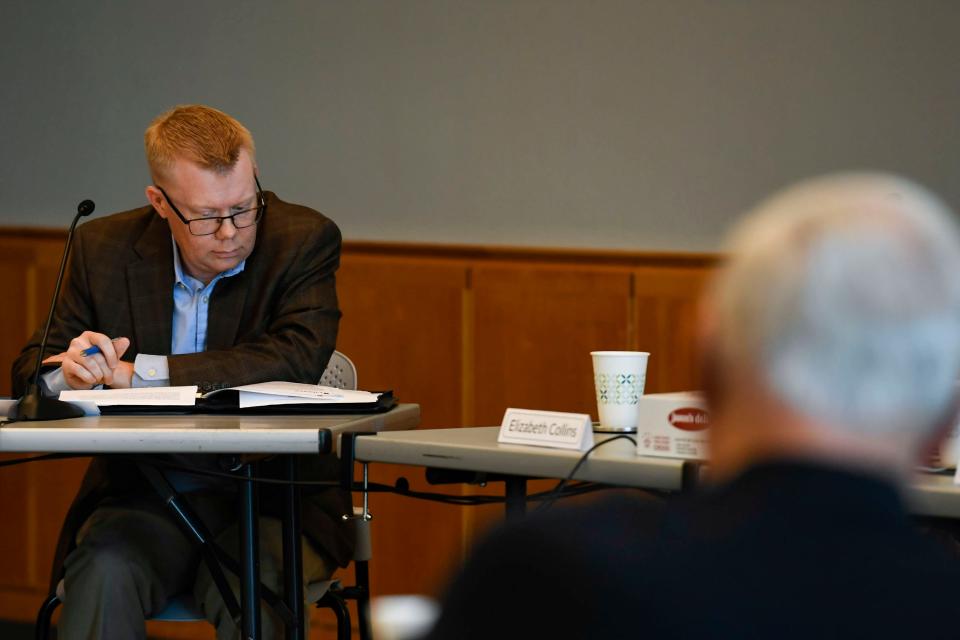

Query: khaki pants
[59,492,331,640]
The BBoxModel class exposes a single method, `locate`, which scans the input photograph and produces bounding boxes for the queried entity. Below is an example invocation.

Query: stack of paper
[59,382,381,410]
[60,386,199,406]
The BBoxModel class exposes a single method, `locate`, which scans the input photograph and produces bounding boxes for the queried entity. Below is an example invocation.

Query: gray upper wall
[2,0,958,251]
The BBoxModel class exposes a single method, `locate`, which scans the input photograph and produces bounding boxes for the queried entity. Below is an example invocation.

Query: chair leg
[35,594,61,640]
[316,591,352,640]
[354,561,372,640]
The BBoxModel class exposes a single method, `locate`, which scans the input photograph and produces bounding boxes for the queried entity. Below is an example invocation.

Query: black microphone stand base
[12,385,85,421]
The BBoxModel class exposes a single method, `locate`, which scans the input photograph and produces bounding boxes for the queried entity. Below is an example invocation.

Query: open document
[211,382,380,409]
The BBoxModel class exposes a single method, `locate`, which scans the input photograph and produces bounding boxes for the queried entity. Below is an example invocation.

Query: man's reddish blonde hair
[144,104,255,180]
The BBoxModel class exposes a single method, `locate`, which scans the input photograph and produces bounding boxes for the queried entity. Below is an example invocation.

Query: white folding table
[351,425,960,519]
[0,404,420,640]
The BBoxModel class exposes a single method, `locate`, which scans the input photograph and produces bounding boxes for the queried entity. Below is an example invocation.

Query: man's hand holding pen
[43,332,133,390]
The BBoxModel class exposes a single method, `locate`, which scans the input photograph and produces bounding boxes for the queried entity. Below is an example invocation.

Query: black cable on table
[0,445,648,508]
[536,434,638,512]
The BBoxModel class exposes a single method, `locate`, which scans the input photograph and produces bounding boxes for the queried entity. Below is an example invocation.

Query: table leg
[240,462,262,640]
[282,456,305,640]
[504,475,527,520]
[681,461,703,490]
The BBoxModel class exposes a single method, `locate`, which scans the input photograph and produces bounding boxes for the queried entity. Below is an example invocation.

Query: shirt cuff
[40,367,105,396]
[40,367,71,397]
[133,354,170,387]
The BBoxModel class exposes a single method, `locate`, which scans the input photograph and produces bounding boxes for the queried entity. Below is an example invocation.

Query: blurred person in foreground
[426,173,960,639]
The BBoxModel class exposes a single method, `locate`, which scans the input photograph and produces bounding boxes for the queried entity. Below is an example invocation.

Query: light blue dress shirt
[134,239,246,384]
[42,237,246,391]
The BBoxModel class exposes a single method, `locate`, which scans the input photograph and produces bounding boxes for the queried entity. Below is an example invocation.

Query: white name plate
[498,408,594,451]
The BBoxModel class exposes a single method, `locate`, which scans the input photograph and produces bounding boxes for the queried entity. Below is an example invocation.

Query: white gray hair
[712,173,960,436]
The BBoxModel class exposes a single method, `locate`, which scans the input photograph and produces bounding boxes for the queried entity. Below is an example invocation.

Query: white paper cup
[928,381,960,469]
[591,351,649,432]
[370,595,440,640]
[930,419,960,469]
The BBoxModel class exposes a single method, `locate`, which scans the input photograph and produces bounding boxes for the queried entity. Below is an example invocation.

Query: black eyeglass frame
[156,175,267,236]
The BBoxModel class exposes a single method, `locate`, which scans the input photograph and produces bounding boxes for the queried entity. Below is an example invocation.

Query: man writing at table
[12,104,348,639]
[427,173,960,639]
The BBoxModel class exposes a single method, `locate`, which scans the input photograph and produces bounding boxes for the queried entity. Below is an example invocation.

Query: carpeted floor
[0,621,38,639]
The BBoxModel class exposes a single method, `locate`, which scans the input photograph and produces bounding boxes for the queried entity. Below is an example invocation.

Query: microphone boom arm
[12,199,95,422]
[31,200,94,387]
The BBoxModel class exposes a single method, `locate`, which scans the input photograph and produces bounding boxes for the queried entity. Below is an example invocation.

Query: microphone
[12,200,96,421]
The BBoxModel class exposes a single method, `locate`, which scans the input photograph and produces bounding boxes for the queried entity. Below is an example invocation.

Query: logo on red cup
[668,408,710,431]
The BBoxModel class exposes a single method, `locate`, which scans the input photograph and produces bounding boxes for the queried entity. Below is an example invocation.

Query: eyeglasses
[156,175,266,236]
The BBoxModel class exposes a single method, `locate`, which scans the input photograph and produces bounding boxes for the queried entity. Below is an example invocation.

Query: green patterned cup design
[591,351,649,432]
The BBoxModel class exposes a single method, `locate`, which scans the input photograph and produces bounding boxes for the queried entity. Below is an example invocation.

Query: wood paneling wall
[0,230,716,637]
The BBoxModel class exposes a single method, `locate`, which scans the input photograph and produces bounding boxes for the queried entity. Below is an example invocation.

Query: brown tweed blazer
[11,192,354,587]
